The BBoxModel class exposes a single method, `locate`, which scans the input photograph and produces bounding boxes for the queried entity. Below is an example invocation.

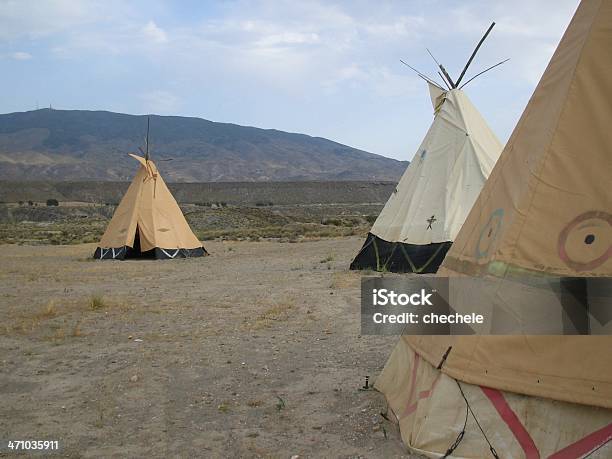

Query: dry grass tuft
[89,295,106,310]
[330,272,360,290]
[217,402,231,413]
[41,300,57,318]
[94,403,105,428]
[4,300,59,336]
[53,327,66,341]
[319,254,334,263]
[72,319,84,337]
[15,320,36,335]
[245,300,295,330]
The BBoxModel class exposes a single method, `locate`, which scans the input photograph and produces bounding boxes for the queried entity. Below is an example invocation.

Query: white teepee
[351,86,502,273]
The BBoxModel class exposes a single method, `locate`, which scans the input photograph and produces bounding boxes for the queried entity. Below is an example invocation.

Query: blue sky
[0,0,579,160]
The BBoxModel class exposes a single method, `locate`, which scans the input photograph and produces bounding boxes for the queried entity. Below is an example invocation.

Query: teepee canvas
[375,1,612,457]
[94,120,207,260]
[350,82,502,273]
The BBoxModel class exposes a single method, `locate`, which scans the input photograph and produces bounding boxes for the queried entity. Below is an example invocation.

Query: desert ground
[1,237,422,458]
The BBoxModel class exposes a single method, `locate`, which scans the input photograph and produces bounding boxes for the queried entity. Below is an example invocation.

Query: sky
[0,0,580,161]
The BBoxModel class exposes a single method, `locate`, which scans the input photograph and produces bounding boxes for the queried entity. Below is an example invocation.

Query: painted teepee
[350,64,503,273]
[94,119,207,260]
[376,1,612,457]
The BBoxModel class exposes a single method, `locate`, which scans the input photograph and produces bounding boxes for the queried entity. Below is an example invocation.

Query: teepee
[350,41,504,273]
[376,1,612,457]
[94,119,207,260]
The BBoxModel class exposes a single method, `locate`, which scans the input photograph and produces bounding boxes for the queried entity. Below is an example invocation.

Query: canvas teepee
[350,68,503,273]
[94,120,207,260]
[375,1,612,456]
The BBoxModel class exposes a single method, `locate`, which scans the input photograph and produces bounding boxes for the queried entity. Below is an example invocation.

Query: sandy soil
[0,237,421,458]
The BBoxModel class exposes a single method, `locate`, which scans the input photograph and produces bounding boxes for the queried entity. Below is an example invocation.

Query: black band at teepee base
[349,233,451,274]
[94,246,207,260]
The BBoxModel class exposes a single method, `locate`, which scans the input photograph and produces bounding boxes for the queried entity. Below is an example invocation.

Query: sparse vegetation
[46,199,59,206]
[72,319,84,337]
[244,300,295,330]
[43,300,57,318]
[94,404,105,429]
[330,272,360,290]
[275,396,286,411]
[217,402,230,413]
[89,295,106,310]
[7,300,59,336]
[0,201,382,244]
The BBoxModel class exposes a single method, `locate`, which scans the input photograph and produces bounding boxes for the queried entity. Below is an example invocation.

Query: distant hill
[0,109,407,182]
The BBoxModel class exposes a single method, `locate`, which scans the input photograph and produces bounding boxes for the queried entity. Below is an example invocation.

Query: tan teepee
[94,153,206,260]
[376,0,612,456]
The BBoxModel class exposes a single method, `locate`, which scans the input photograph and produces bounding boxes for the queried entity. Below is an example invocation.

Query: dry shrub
[330,272,360,290]
[89,295,106,310]
[217,402,231,413]
[6,300,58,335]
[72,319,84,337]
[42,300,57,318]
[244,300,295,330]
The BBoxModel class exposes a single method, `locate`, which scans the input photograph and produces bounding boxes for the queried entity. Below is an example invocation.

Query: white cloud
[324,63,418,98]
[139,90,180,114]
[0,0,112,40]
[436,0,578,85]
[10,51,32,60]
[255,31,319,47]
[362,16,425,39]
[142,20,167,44]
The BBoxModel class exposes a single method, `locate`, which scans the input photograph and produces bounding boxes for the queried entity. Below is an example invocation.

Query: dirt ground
[0,237,421,458]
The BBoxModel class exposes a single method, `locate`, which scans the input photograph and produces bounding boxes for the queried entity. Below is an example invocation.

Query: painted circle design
[475,208,504,259]
[558,211,612,271]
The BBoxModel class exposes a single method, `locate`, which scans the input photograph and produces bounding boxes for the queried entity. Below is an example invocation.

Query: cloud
[362,16,425,40]
[142,20,167,44]
[139,90,180,114]
[323,63,416,98]
[1,0,570,90]
[436,0,578,85]
[0,0,110,40]
[10,51,32,60]
[254,31,320,47]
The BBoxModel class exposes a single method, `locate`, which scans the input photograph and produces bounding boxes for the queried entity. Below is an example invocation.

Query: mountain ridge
[0,108,407,182]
